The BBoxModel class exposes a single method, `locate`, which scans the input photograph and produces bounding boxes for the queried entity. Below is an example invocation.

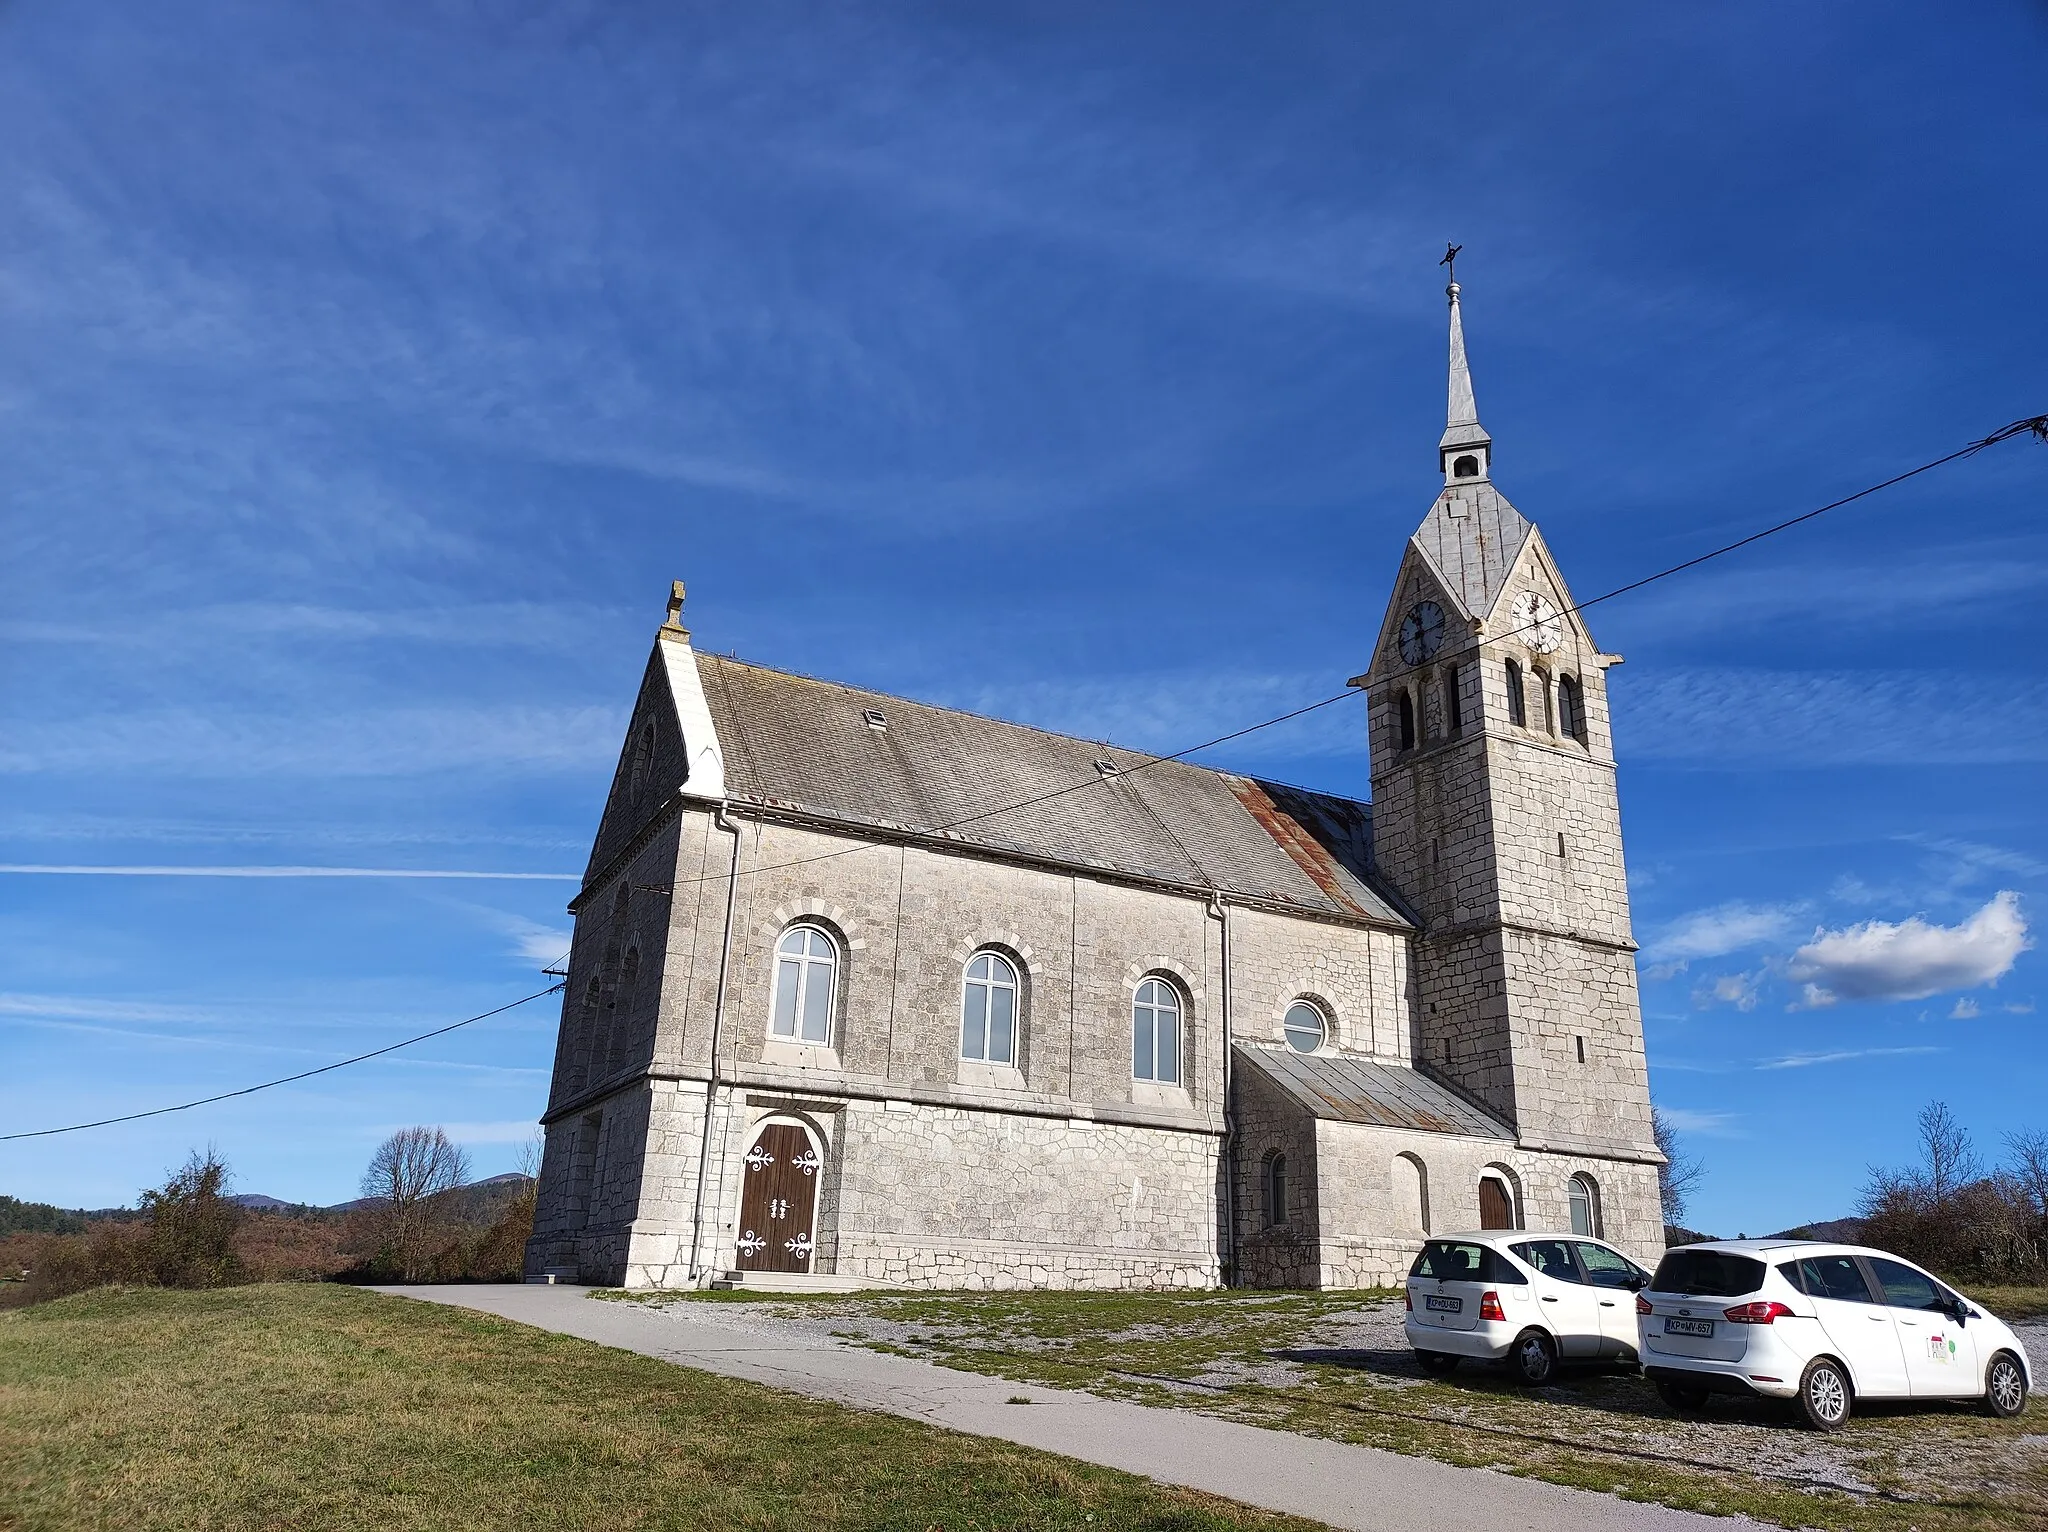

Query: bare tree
[362,1127,471,1282]
[2005,1129,2048,1217]
[1916,1101,1981,1203]
[1652,1107,1706,1227]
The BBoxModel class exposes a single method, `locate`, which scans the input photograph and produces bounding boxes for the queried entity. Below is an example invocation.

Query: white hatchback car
[1638,1240,2034,1429]
[1404,1230,1652,1385]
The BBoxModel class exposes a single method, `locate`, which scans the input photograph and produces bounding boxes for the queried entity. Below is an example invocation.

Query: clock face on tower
[1509,590,1563,654]
[1398,600,1446,665]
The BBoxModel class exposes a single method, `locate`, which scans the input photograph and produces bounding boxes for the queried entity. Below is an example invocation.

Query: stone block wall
[1230,1060,1321,1288]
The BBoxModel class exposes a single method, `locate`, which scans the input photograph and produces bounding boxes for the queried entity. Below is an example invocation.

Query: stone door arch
[734,1119,823,1273]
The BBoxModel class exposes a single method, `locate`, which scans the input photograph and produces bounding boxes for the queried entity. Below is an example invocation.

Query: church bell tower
[1359,264,1658,1167]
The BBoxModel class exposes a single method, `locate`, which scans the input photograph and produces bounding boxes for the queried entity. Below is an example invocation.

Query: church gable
[582,649,692,884]
[1483,525,1602,657]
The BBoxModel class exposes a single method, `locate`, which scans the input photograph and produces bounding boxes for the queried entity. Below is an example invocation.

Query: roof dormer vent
[1094,758,1121,778]
[861,708,888,732]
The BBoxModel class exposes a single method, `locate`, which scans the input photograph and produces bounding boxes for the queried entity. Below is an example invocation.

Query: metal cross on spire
[1440,241,1462,290]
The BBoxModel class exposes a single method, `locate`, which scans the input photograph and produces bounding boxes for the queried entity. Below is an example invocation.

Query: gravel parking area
[609,1288,2048,1532]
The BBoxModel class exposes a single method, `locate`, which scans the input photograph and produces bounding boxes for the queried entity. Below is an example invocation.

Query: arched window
[1282,1001,1326,1054]
[1557,674,1584,742]
[1396,690,1416,751]
[606,946,640,1077]
[961,951,1020,1065]
[1452,454,1479,479]
[1393,1152,1430,1236]
[571,976,601,1092]
[1568,1173,1601,1237]
[1442,665,1462,736]
[770,925,838,1045]
[1505,659,1526,727]
[1532,667,1554,735]
[1132,976,1183,1085]
[627,719,655,799]
[1263,1152,1288,1227]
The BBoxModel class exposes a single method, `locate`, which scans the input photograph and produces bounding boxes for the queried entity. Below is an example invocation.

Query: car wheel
[1509,1330,1557,1387]
[1985,1352,2028,1419]
[1414,1350,1459,1376]
[1655,1378,1710,1413]
[1797,1357,1852,1431]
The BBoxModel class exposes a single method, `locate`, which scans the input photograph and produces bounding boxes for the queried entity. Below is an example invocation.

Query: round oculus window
[1282,1002,1326,1053]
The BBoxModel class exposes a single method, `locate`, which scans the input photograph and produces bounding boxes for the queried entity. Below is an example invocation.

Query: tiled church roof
[1236,1044,1514,1139]
[695,654,1408,928]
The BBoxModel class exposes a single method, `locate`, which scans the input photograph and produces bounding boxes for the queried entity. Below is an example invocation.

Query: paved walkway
[376,1284,1755,1532]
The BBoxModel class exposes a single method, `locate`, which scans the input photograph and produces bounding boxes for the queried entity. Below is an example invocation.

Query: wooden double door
[1480,1177,1516,1230]
[734,1122,822,1273]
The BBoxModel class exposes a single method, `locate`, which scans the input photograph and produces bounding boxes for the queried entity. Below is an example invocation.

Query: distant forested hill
[0,1196,88,1237]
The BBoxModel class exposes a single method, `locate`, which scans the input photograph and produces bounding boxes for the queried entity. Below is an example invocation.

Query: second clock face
[1510,590,1563,654]
[1399,600,1446,665]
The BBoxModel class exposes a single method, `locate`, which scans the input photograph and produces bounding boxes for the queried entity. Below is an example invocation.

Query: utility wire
[15,413,2043,1139]
[0,984,565,1141]
[625,411,2048,897]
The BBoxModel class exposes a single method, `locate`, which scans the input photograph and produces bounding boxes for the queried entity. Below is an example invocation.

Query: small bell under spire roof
[1437,245,1492,484]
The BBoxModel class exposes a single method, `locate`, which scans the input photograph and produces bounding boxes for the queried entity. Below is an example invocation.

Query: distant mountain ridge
[11,1174,535,1224]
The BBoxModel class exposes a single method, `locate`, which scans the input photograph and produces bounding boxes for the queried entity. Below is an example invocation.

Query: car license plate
[1425,1294,1462,1313]
[1663,1317,1714,1338]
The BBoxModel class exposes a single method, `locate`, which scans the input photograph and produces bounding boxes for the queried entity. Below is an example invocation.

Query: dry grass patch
[0,1284,1328,1532]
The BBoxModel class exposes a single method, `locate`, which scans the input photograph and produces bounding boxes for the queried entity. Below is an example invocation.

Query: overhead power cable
[626,411,2048,897]
[11,412,2042,1140]
[0,984,565,1141]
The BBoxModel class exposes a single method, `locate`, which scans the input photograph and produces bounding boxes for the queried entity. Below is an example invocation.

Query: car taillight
[1635,1294,1653,1315]
[1480,1291,1506,1322]
[1723,1301,1794,1325]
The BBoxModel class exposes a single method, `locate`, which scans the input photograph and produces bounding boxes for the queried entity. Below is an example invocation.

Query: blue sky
[2,2,2044,1234]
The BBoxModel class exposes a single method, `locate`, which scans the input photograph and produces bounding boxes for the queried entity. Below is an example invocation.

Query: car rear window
[1651,1249,1767,1297]
[1409,1240,1527,1284]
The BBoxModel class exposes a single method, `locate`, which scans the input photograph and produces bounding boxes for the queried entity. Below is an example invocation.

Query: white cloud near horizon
[1786,891,2030,1005]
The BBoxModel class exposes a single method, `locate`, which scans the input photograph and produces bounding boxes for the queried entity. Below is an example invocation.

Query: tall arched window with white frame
[1568,1172,1601,1237]
[1132,976,1183,1085]
[961,951,1020,1065]
[770,925,838,1046]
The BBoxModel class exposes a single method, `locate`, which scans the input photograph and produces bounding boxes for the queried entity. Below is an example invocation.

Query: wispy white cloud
[1950,996,1981,1020]
[1616,671,2048,766]
[1757,1045,1946,1070]
[1693,971,1764,1012]
[0,706,623,778]
[1646,901,1804,964]
[1657,1107,1742,1136]
[0,864,576,880]
[1787,890,2030,1005]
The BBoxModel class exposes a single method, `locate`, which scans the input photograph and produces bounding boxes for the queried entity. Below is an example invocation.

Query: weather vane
[1440,242,1462,287]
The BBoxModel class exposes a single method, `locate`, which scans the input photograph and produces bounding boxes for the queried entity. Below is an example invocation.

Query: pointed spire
[1437,252,1492,483]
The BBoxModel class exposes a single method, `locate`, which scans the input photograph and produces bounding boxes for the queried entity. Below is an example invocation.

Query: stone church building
[526,280,1663,1290]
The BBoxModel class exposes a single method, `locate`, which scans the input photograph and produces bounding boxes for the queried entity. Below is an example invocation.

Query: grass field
[0,1284,1324,1532]
[608,1285,2048,1532]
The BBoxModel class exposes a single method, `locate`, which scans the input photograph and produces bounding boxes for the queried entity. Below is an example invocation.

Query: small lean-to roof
[1236,1044,1513,1139]
[694,654,1407,927]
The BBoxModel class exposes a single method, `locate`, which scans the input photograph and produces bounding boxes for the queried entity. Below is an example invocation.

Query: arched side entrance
[1479,1165,1522,1231]
[734,1118,824,1273]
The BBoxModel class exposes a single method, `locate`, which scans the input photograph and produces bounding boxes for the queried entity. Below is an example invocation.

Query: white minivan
[1404,1230,1652,1384]
[1638,1240,2034,1429]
